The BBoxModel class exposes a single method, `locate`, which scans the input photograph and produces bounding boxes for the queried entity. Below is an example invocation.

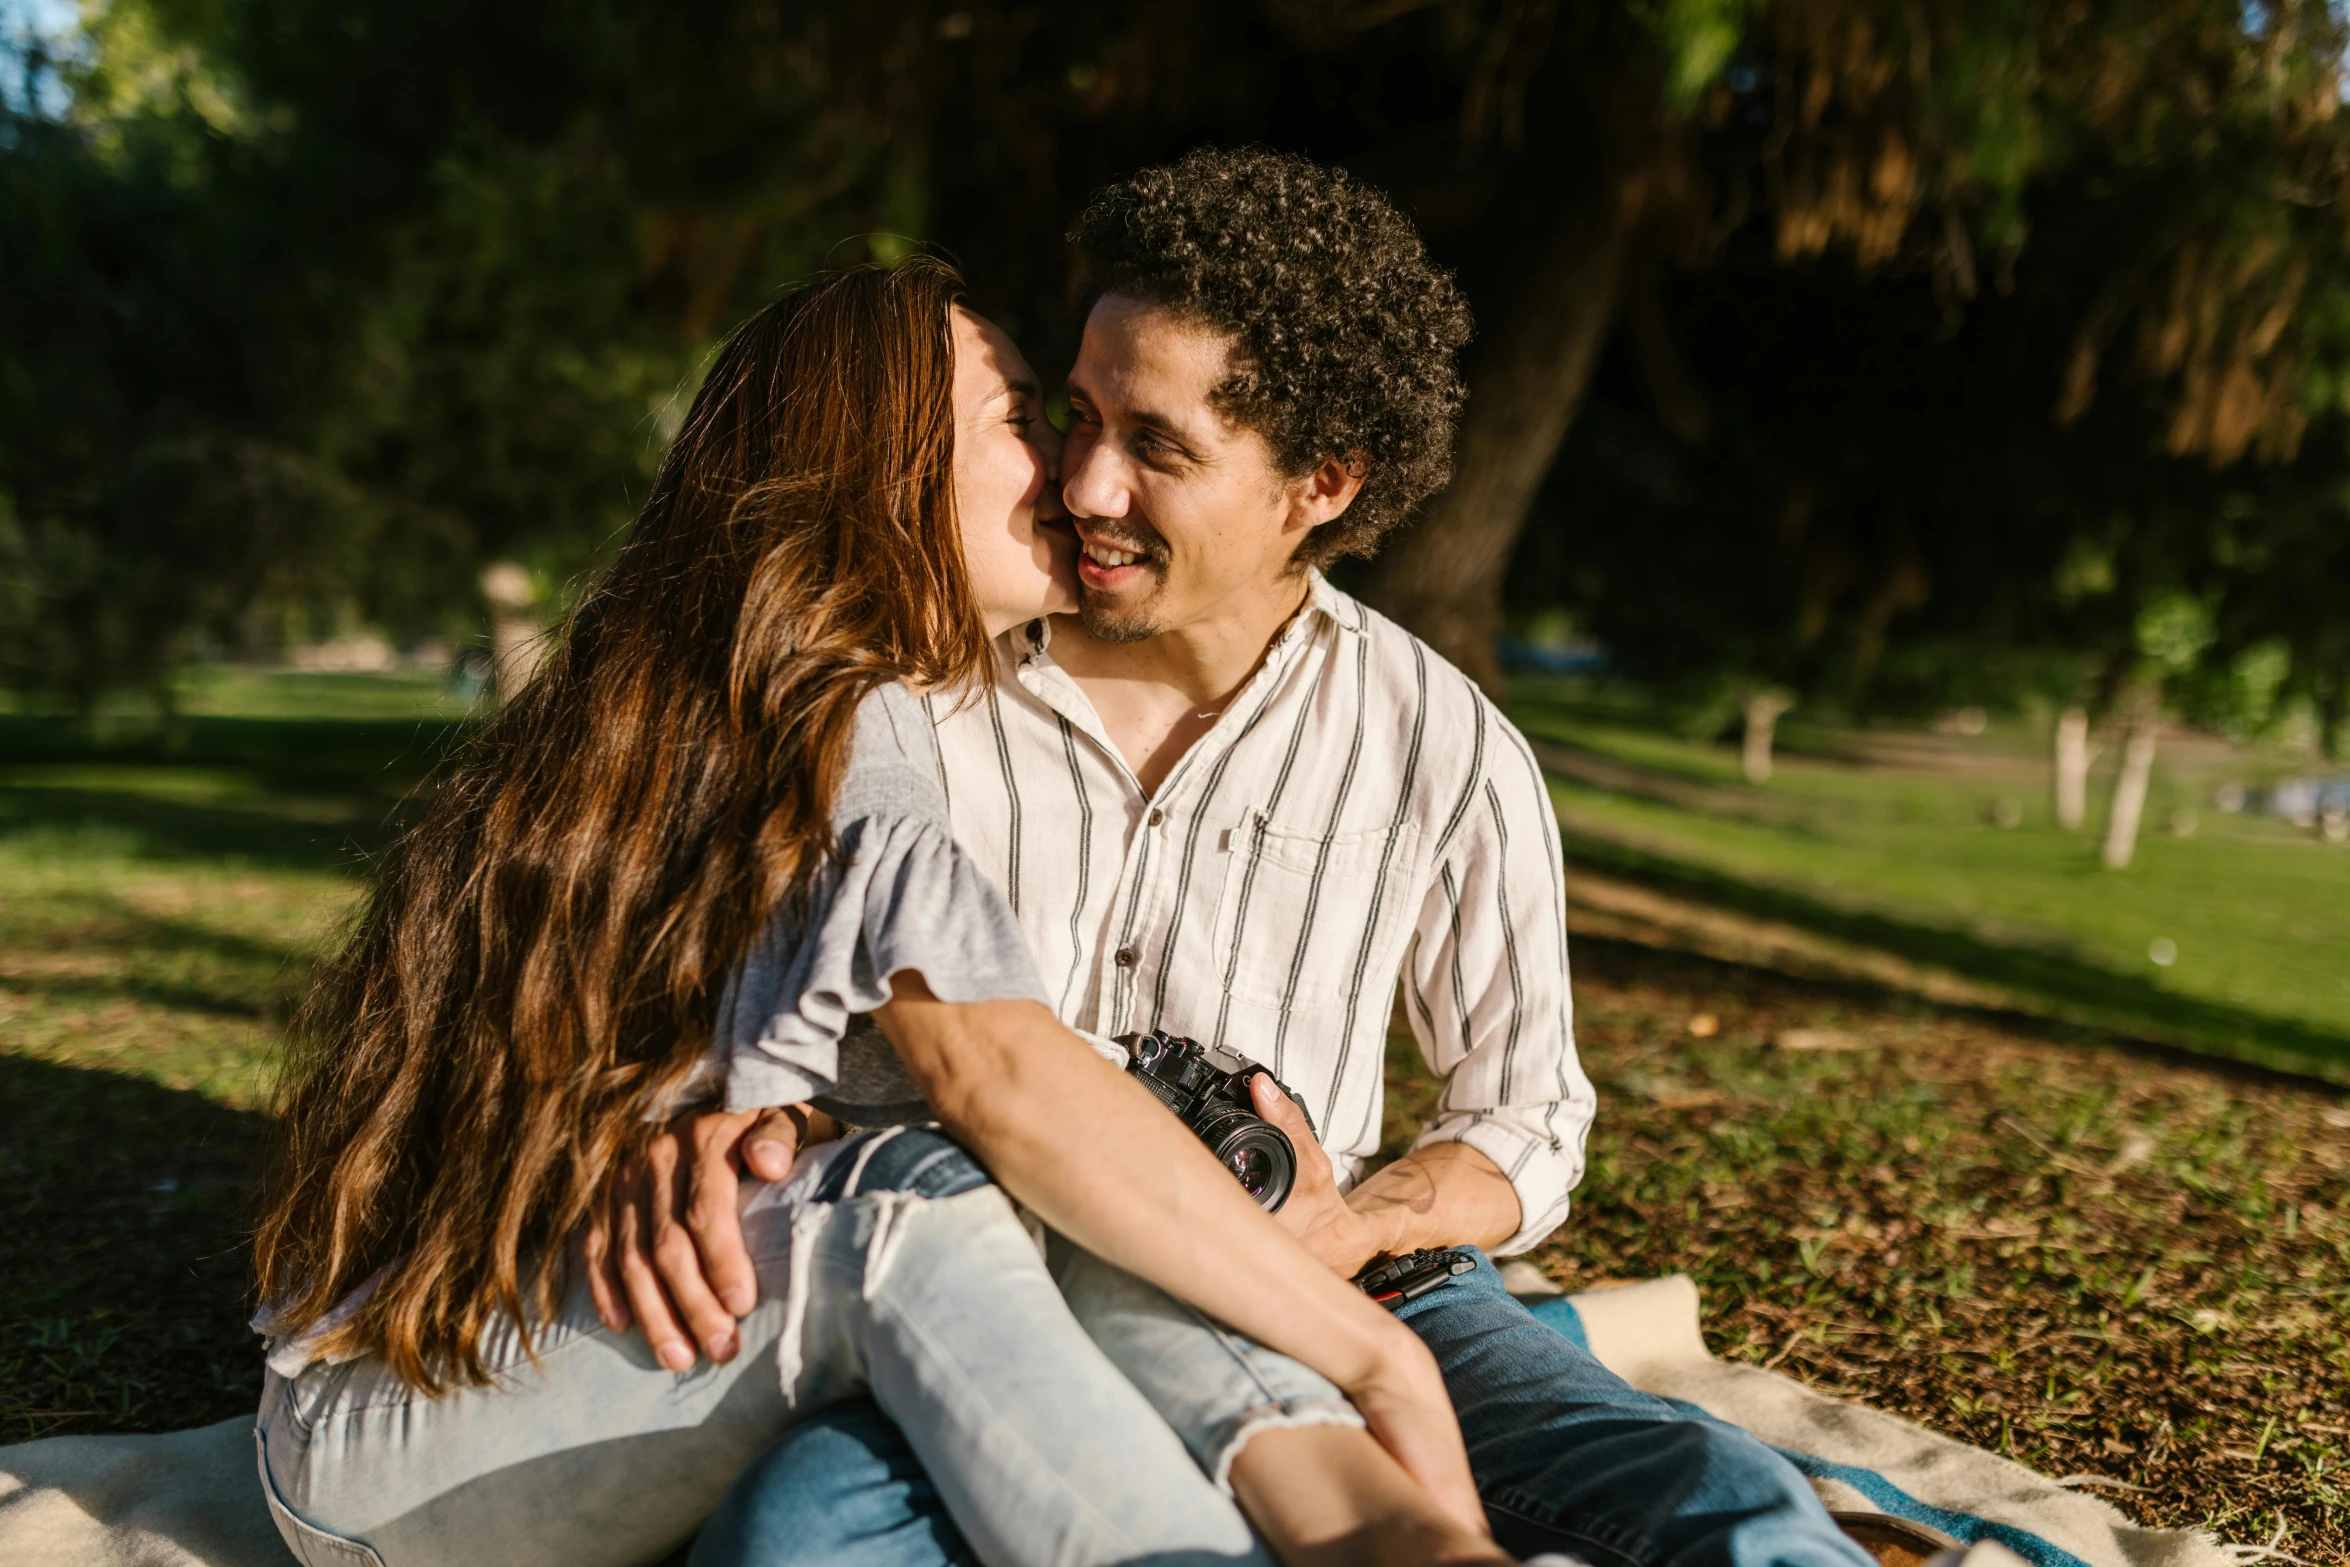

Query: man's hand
[1249,1075,1384,1278]
[1251,1076,1524,1279]
[581,1104,834,1370]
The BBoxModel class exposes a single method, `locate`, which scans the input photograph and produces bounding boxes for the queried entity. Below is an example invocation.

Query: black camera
[1355,1247,1476,1309]
[1122,1031,1317,1212]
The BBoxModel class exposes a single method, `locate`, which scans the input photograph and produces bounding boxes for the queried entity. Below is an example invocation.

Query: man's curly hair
[1068,148,1473,566]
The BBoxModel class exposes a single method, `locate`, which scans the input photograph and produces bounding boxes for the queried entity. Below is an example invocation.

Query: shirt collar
[1013,568,1347,669]
[1001,570,1350,797]
[1302,567,1350,628]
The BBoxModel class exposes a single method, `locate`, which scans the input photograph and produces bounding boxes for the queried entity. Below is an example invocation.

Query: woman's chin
[980,593,1073,638]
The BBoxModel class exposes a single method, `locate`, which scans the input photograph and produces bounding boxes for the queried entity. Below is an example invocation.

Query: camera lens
[1201,1116,1296,1212]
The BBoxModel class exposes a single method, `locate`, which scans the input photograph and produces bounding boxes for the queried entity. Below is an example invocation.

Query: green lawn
[1507,680,2350,1082]
[0,670,462,1103]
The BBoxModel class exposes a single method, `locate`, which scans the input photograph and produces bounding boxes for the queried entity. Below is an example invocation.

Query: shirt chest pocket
[1209,812,1421,1012]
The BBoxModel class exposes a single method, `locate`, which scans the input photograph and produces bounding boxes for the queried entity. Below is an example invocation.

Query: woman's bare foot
[1228,1421,1511,1567]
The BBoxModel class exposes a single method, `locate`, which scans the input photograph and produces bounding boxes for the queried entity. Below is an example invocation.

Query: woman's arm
[868,972,1484,1536]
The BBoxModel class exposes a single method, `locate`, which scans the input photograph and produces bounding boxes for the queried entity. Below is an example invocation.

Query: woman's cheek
[989,431,1040,508]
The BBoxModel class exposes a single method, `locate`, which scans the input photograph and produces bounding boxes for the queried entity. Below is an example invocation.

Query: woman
[252,261,1516,1567]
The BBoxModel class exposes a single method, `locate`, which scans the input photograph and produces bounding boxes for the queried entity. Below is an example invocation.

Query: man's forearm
[1345,1141,1521,1260]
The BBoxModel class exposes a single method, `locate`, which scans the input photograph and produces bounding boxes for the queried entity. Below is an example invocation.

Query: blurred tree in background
[3,0,2348,776]
[0,4,347,710]
[2,0,915,697]
[1506,0,2350,776]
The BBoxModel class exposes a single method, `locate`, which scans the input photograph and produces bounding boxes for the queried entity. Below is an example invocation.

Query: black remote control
[1354,1247,1476,1309]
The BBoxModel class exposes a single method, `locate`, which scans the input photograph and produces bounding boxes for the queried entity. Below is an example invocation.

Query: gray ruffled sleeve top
[705,682,1048,1125]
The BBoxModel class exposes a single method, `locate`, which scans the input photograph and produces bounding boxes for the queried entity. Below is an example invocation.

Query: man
[617,149,1873,1567]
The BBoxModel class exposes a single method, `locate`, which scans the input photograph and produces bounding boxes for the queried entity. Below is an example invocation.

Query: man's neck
[1046,572,1313,797]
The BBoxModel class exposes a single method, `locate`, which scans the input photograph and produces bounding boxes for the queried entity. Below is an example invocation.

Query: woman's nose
[1035,466,1070,521]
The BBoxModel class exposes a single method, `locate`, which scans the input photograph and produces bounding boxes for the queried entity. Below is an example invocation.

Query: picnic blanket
[0,1272,2249,1567]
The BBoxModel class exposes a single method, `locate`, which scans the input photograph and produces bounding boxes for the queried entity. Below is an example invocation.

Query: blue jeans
[696,1251,1874,1567]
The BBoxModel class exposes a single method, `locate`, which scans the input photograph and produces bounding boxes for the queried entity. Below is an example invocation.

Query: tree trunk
[2052,704,2090,831]
[2319,664,2347,760]
[2099,722,2158,869]
[1741,689,1794,784]
[479,561,545,702]
[1363,177,1645,694]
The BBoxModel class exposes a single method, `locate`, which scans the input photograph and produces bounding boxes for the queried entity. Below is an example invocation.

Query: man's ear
[1283,452,1368,541]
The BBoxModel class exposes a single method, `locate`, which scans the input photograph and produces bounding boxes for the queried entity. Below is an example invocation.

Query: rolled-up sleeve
[1401,722,1595,1255]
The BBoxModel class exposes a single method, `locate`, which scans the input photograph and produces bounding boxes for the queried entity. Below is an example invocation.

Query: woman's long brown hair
[254,260,984,1390]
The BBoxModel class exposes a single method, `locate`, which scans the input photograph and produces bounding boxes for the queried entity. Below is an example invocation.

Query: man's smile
[1074,523,1165,592]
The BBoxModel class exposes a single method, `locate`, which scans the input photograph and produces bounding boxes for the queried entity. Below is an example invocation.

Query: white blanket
[0,1274,2242,1567]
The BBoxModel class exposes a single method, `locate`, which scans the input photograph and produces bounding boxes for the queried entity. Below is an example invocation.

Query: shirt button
[1147,808,1164,827]
[1114,947,1137,968]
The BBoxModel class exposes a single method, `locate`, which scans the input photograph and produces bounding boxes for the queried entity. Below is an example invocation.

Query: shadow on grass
[0,712,470,798]
[0,886,319,1017]
[0,782,411,872]
[0,1056,269,1441]
[1526,738,1842,836]
[0,974,272,1021]
[1559,831,2350,1085]
[0,713,474,872]
[14,884,332,967]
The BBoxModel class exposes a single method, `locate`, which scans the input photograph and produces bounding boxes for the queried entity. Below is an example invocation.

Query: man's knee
[818,1128,990,1202]
[690,1400,970,1567]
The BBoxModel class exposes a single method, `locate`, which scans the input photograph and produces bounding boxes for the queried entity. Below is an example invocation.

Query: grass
[1508,679,2350,1082]
[1383,949,2350,1561]
[1,671,446,1443]
[3,668,2345,1560]
[0,835,340,1442]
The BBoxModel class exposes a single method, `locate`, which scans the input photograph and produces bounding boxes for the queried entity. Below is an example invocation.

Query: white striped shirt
[924,572,1594,1255]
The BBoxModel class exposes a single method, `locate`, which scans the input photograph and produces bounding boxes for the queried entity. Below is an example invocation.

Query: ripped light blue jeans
[254,1128,1358,1567]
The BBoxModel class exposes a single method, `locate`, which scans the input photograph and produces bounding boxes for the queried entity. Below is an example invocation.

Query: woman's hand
[581,1103,838,1368]
[1335,1319,1490,1539]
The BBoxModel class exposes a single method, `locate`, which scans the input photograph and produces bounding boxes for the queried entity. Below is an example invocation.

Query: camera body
[1355,1247,1476,1308]
[1123,1031,1317,1212]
